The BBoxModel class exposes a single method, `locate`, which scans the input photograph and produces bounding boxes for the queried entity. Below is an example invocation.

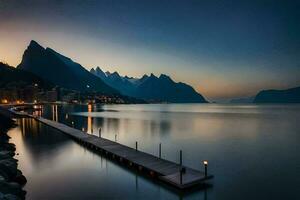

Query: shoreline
[0,113,27,200]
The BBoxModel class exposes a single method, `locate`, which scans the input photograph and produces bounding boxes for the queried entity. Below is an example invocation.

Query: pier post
[159,143,161,158]
[180,167,186,185]
[115,134,117,142]
[180,169,182,184]
[135,141,138,151]
[179,150,182,166]
[203,160,208,177]
[99,128,101,138]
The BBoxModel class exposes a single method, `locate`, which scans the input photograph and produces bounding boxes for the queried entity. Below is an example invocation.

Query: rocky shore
[0,114,26,200]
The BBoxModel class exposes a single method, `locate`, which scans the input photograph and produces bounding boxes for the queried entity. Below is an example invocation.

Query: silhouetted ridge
[17,41,117,94]
[29,40,44,50]
[254,86,300,103]
[90,67,207,103]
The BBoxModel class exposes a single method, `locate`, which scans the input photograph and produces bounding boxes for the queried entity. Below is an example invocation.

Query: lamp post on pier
[203,160,208,177]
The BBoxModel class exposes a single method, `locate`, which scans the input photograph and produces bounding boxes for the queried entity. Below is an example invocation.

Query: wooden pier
[7,106,213,189]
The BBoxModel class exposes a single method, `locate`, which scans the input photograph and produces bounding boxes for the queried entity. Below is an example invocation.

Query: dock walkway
[8,107,213,189]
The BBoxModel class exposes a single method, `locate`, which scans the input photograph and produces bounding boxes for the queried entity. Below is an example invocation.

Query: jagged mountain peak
[95,66,102,71]
[111,71,120,77]
[90,66,105,74]
[28,40,44,50]
[18,40,117,94]
[141,74,149,79]
[105,71,111,76]
[90,67,107,81]
[91,69,207,103]
[150,73,157,78]
[159,74,173,82]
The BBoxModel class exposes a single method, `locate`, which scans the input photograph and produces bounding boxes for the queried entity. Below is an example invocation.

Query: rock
[12,171,26,186]
[0,144,15,152]
[0,169,10,181]
[0,181,23,196]
[0,159,18,170]
[3,194,21,200]
[0,114,26,200]
[0,174,6,182]
[0,151,15,160]
[0,159,18,180]
[0,133,10,140]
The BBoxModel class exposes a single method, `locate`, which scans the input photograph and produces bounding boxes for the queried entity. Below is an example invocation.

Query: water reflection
[11,103,300,199]
[8,118,210,200]
[18,118,72,165]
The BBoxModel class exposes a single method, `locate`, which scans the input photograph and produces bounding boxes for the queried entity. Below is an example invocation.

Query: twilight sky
[0,0,299,101]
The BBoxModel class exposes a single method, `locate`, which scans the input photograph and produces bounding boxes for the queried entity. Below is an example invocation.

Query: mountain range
[15,40,207,103]
[254,86,300,103]
[17,40,117,94]
[90,67,207,103]
[3,40,299,104]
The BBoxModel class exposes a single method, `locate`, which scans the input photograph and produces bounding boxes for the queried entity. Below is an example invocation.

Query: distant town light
[33,100,37,104]
[1,99,8,104]
[86,85,90,88]
[34,83,38,87]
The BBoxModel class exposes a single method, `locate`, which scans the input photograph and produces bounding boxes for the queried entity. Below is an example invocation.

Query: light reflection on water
[8,104,300,199]
[9,118,195,200]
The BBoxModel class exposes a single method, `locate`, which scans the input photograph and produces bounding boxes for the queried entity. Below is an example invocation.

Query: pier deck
[9,108,213,189]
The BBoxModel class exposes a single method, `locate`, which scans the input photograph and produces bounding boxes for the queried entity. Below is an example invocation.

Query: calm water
[8,104,300,200]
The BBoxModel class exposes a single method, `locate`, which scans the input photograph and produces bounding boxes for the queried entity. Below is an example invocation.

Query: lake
[8,104,300,199]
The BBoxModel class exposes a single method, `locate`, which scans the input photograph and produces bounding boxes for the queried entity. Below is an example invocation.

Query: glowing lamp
[203,160,208,177]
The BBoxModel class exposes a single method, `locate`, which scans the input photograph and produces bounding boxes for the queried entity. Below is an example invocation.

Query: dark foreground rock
[0,113,26,200]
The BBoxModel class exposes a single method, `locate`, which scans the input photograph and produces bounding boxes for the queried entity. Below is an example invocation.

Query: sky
[0,0,299,101]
